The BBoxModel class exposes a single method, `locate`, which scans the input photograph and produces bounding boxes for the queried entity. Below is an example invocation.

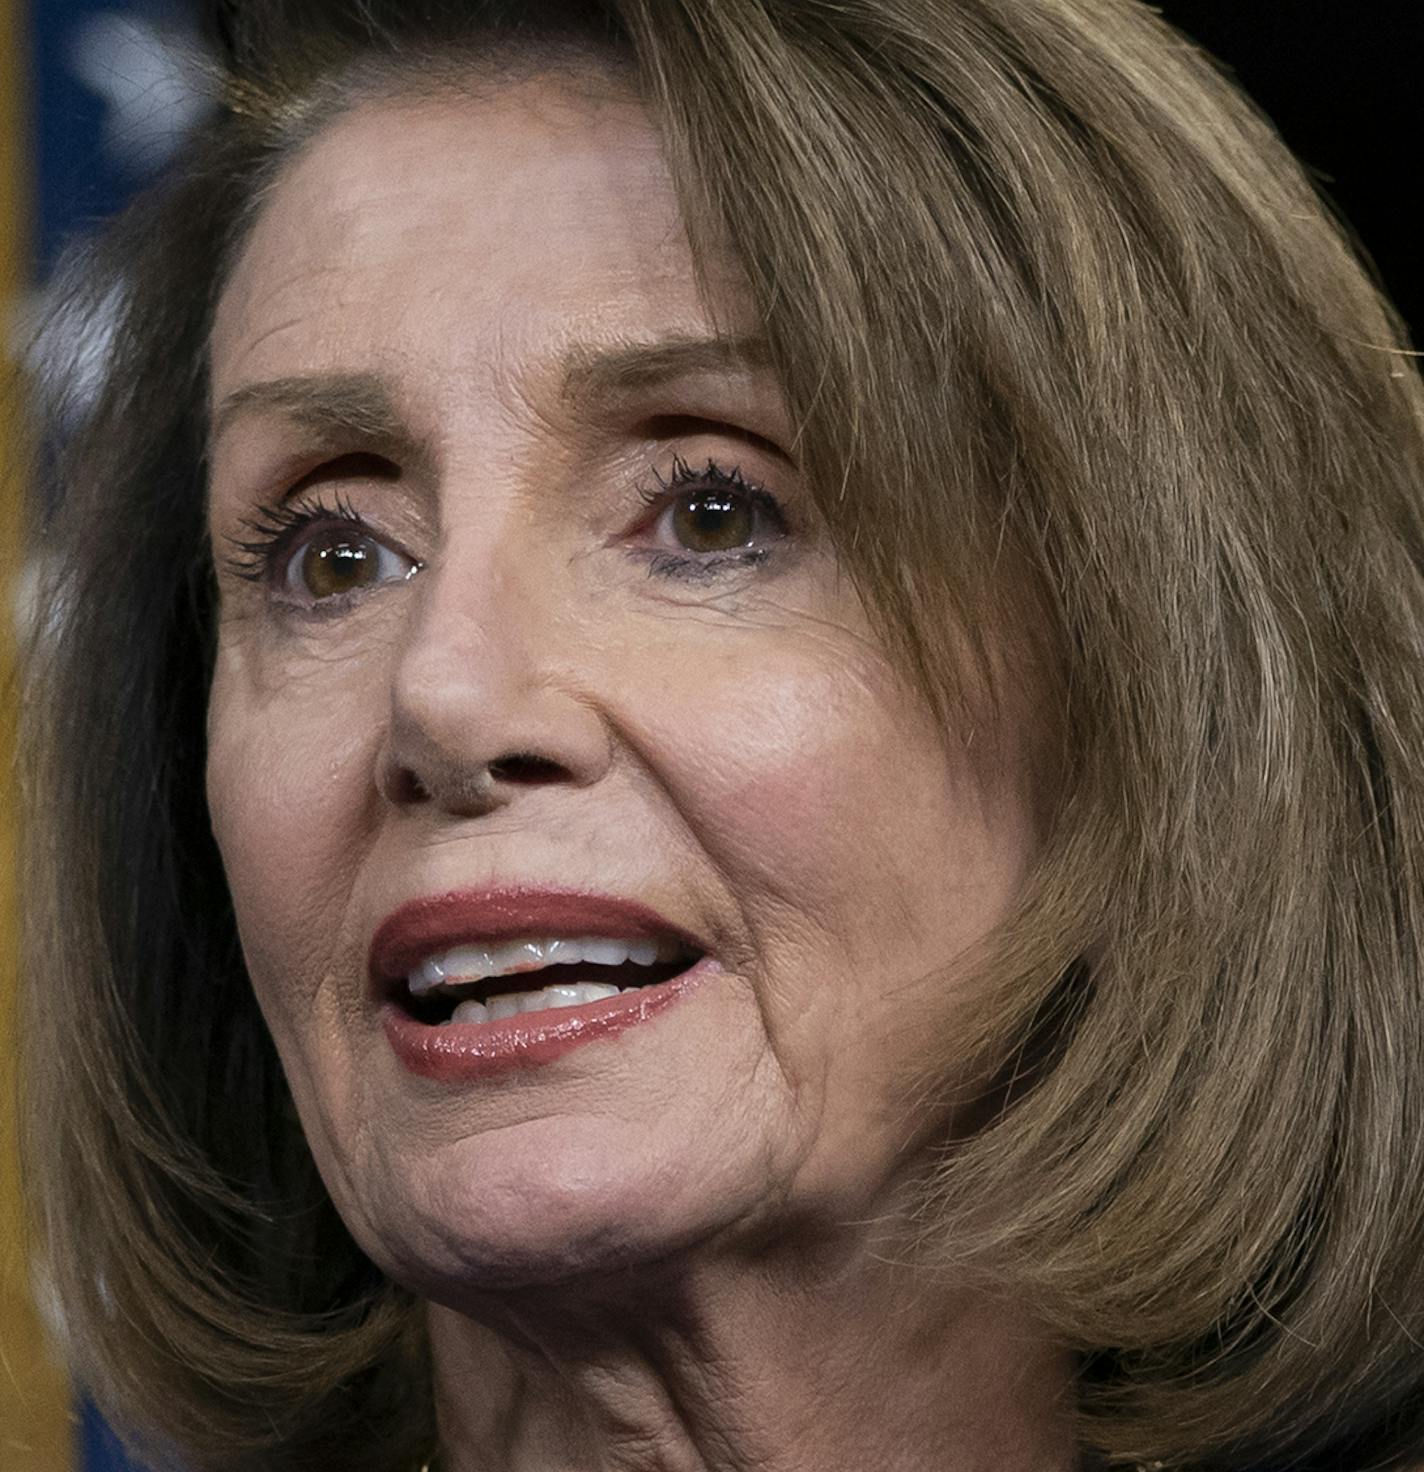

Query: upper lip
[369,885,708,987]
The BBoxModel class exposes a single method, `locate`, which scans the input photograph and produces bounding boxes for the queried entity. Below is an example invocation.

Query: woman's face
[206,70,1042,1303]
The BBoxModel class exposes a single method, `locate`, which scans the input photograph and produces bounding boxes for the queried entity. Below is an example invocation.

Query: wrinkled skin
[206,65,1071,1472]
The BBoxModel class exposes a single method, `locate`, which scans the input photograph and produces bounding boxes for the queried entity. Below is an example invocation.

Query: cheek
[205,648,383,1022]
[633,635,1025,969]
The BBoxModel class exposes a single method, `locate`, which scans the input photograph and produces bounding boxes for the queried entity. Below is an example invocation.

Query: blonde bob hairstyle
[20,1,1424,1469]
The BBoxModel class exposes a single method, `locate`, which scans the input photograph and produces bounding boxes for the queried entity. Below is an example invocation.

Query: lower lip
[382,961,714,1083]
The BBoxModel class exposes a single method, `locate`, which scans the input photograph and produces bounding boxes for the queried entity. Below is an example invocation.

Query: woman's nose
[375,534,614,818]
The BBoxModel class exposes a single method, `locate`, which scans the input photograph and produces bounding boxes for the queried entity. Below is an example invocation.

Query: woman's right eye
[280,523,420,604]
[223,494,422,611]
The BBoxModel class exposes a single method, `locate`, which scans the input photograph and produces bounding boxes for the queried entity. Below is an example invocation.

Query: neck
[426,1226,1079,1472]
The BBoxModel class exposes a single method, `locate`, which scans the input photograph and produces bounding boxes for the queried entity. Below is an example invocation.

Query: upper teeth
[407,934,687,997]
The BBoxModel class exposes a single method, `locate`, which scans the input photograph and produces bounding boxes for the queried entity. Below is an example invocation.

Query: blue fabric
[28,0,205,271]
[81,1398,147,1471]
[29,0,124,269]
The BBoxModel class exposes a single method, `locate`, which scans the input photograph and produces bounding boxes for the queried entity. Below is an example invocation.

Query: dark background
[1161,0,1419,338]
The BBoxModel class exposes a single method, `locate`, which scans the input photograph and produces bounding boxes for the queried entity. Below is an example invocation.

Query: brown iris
[671,489,754,552]
[299,530,381,600]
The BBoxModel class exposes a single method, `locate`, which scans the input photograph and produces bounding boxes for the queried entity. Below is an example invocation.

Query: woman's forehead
[210,75,736,410]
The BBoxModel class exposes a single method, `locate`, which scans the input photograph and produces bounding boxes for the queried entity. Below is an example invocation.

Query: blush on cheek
[679,654,1030,991]
[651,656,948,892]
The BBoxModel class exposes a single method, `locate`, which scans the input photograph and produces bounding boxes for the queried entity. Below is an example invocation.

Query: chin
[353,1123,747,1304]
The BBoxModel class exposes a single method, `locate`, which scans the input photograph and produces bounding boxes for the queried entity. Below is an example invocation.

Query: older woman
[19,1,1424,1469]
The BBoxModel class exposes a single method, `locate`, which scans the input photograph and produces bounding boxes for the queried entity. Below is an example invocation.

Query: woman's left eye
[637,456,788,579]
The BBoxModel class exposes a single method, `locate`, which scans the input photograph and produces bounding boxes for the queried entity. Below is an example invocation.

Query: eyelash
[222,489,369,586]
[218,456,788,597]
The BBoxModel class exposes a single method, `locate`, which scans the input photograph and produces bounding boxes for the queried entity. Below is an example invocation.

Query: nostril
[488,752,566,785]
[387,767,432,804]
[381,749,573,812]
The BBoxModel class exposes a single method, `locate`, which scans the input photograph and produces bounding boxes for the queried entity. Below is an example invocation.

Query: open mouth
[395,935,705,1026]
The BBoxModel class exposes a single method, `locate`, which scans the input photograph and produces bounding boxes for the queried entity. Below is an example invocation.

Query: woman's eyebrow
[558,331,775,409]
[556,332,792,459]
[209,372,413,454]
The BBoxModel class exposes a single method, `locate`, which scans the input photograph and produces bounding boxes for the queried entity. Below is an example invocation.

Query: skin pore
[204,63,1075,1472]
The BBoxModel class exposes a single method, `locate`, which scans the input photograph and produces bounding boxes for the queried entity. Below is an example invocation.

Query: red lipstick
[371,886,713,1082]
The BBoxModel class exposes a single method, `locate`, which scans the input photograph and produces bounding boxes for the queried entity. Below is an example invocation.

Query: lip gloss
[382,962,711,1082]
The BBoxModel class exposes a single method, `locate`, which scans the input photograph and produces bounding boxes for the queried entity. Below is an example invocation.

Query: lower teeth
[449,981,624,1025]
